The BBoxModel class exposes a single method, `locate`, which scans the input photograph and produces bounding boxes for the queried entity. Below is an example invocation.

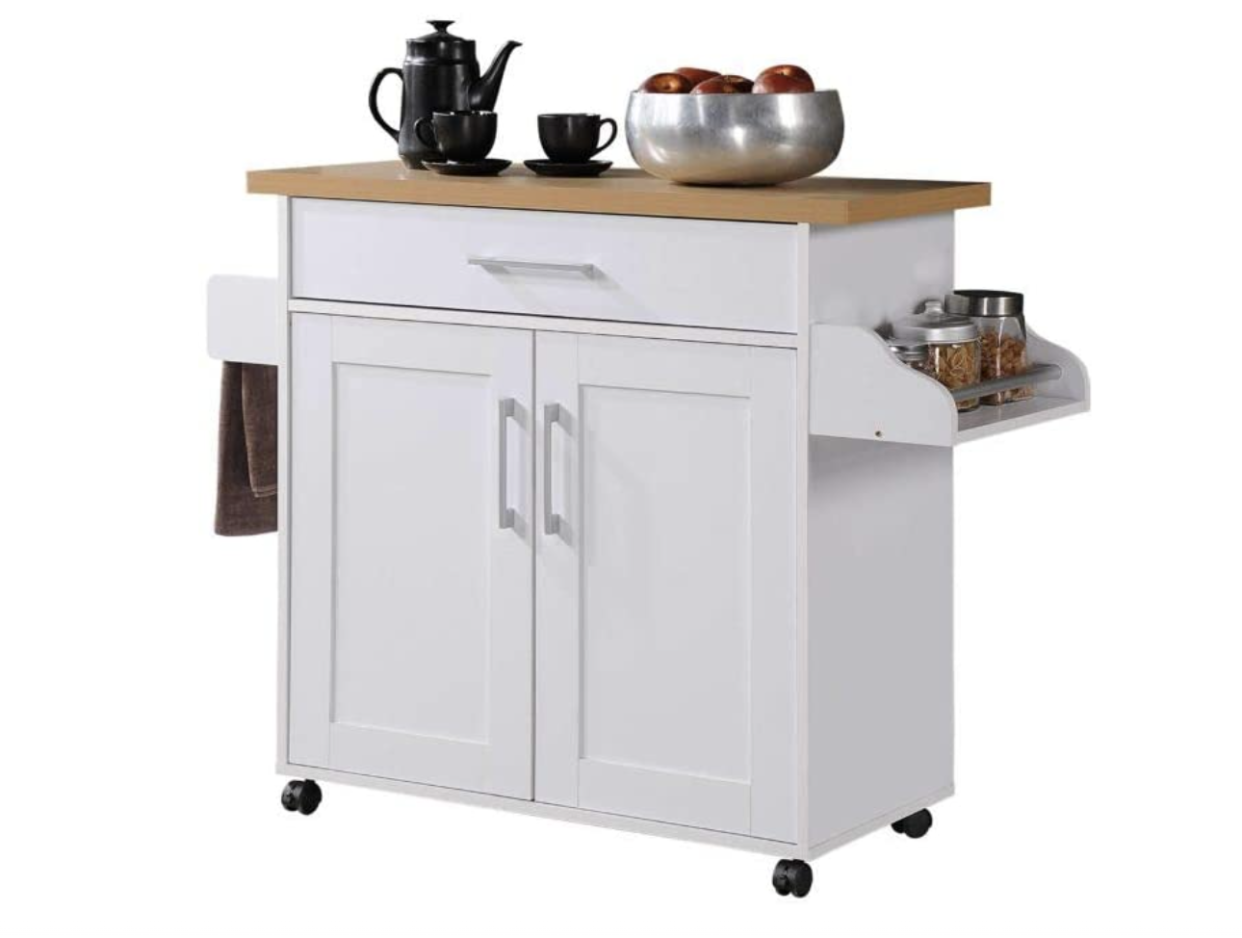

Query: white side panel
[535,333,796,842]
[808,213,955,328]
[288,314,534,798]
[207,274,279,364]
[810,324,957,445]
[1027,330,1089,403]
[807,437,954,847]
[291,199,798,334]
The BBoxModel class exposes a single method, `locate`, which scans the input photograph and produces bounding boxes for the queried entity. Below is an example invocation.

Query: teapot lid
[410,20,474,63]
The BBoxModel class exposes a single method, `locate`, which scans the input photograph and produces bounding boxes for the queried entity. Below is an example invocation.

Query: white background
[2,1,1240,935]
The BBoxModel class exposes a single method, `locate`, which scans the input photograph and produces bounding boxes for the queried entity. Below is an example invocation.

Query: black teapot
[369,20,521,168]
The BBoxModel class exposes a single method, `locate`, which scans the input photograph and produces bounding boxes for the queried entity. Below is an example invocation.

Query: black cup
[537,113,617,163]
[414,111,497,163]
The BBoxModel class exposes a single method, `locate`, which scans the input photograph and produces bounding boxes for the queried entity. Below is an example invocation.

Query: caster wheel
[891,807,933,839]
[772,859,813,898]
[281,779,322,816]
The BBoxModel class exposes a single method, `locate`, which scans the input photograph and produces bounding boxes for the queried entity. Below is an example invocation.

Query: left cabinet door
[287,314,534,799]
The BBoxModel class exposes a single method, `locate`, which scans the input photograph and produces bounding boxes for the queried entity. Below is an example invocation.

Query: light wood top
[247,162,990,225]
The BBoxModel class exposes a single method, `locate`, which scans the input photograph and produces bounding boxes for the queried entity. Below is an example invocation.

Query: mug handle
[368,67,403,142]
[592,118,618,156]
[413,117,438,151]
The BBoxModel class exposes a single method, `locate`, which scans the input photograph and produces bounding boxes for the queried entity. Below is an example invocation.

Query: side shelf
[809,324,1089,446]
[207,274,279,365]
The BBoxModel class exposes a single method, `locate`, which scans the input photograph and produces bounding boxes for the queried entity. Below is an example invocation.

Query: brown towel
[215,362,278,536]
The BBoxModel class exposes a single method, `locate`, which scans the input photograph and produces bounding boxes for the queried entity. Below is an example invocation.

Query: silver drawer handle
[543,403,563,537]
[467,256,595,278]
[498,398,516,530]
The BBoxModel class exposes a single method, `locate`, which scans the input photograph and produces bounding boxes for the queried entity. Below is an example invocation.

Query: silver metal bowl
[625,89,844,186]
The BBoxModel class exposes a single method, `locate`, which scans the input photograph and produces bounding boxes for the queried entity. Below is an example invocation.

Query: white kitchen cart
[211,164,1088,898]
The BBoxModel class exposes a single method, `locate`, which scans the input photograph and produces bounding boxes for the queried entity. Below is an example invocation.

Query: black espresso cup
[537,113,617,163]
[413,110,497,163]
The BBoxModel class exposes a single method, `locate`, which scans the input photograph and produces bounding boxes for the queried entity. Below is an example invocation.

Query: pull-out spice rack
[810,324,1089,445]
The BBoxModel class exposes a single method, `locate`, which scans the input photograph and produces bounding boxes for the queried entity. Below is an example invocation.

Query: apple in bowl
[754,64,815,93]
[638,72,696,94]
[674,67,720,87]
[690,74,755,94]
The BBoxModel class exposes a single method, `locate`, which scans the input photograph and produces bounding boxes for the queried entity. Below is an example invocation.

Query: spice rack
[809,323,1089,445]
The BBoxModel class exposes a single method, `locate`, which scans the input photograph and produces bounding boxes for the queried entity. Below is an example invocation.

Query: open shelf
[809,324,1089,446]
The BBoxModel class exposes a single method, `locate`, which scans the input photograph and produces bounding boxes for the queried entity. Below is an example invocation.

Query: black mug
[537,113,617,163]
[413,110,497,163]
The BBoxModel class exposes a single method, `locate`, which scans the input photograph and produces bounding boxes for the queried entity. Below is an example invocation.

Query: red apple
[674,67,721,87]
[757,64,814,85]
[689,75,754,94]
[754,72,814,94]
[754,64,815,93]
[639,72,695,93]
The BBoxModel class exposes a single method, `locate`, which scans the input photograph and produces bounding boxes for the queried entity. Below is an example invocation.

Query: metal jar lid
[887,337,929,364]
[891,300,980,344]
[946,289,1024,318]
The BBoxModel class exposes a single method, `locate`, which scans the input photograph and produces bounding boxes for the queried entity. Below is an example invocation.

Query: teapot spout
[470,40,521,111]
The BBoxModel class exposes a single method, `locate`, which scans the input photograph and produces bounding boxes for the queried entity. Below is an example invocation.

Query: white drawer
[290,199,797,334]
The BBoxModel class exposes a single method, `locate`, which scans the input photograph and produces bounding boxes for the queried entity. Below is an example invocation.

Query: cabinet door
[288,314,533,799]
[535,333,797,840]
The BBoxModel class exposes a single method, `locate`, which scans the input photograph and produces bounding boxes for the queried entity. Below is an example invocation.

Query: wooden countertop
[247,161,990,225]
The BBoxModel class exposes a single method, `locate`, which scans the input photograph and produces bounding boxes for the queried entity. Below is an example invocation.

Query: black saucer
[524,159,612,178]
[422,158,511,177]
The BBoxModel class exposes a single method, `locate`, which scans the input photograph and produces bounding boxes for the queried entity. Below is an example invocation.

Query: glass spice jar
[946,290,1032,405]
[887,337,929,372]
[891,300,982,411]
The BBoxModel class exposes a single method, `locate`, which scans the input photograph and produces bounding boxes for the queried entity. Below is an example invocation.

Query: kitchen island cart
[211,163,1088,897]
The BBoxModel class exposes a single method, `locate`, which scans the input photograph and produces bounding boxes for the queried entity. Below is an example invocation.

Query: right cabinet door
[535,333,797,841]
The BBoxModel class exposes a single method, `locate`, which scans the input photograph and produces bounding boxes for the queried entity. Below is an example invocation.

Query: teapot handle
[368,67,403,142]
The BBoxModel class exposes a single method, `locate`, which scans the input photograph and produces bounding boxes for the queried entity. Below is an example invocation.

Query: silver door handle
[543,403,563,537]
[467,256,596,278]
[498,398,516,530]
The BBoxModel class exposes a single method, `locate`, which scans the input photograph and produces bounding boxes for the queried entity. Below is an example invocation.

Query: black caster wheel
[891,807,933,839]
[772,859,813,898]
[281,779,323,816]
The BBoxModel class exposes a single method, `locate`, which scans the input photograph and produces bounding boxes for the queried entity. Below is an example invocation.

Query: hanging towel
[214,362,278,536]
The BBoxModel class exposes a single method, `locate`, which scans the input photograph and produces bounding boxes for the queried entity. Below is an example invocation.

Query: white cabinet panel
[577,383,750,781]
[291,199,797,334]
[535,333,797,841]
[333,363,490,741]
[288,314,533,798]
